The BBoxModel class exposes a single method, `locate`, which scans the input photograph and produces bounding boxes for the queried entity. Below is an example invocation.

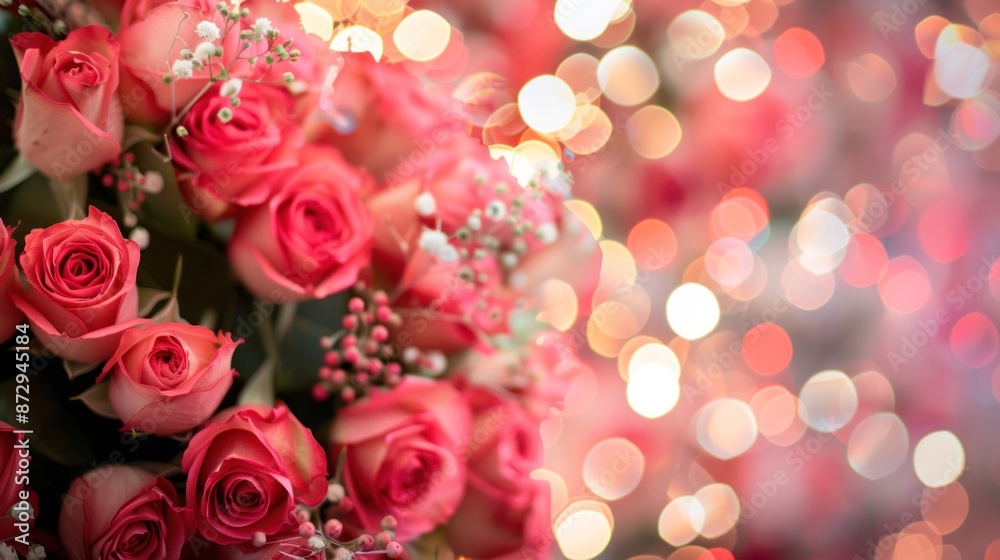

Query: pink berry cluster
[313,282,444,403]
[100,152,163,216]
[250,507,403,559]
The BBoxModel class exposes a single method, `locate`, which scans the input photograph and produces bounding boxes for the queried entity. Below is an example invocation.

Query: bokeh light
[555,501,614,560]
[847,413,909,480]
[742,323,793,376]
[667,283,721,340]
[797,370,858,432]
[627,106,683,159]
[773,27,825,78]
[393,10,451,61]
[584,438,646,500]
[597,46,660,106]
[913,431,965,488]
[627,362,681,418]
[714,48,772,102]
[518,75,578,133]
[696,398,758,459]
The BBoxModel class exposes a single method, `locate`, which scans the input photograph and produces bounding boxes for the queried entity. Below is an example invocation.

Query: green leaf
[138,287,172,317]
[64,359,100,379]
[238,357,276,407]
[73,381,118,420]
[0,153,34,194]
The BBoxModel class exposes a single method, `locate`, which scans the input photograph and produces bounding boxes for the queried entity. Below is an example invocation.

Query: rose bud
[97,323,242,436]
[10,26,124,180]
[11,207,148,369]
[59,465,194,560]
[182,404,328,544]
[0,220,24,343]
[229,145,373,302]
[328,377,471,541]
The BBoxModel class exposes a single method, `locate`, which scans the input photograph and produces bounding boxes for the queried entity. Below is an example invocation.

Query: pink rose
[453,331,581,420]
[229,145,373,302]
[11,207,148,368]
[328,377,471,541]
[0,220,23,342]
[97,323,241,435]
[390,251,514,354]
[59,465,194,560]
[10,26,124,180]
[307,52,467,176]
[181,404,328,544]
[117,0,237,124]
[445,388,551,560]
[170,82,303,219]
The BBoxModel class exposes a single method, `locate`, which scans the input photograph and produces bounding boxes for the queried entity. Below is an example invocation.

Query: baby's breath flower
[219,77,243,98]
[195,20,220,40]
[171,59,194,79]
[217,107,233,123]
[194,41,216,61]
[252,17,272,39]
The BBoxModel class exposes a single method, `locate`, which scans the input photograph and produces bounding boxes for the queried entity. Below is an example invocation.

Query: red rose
[10,26,124,180]
[97,323,241,436]
[117,0,237,124]
[328,377,471,541]
[228,145,373,302]
[445,388,552,560]
[181,404,328,544]
[306,52,468,176]
[11,207,148,368]
[59,465,194,560]
[170,82,303,219]
[0,220,23,342]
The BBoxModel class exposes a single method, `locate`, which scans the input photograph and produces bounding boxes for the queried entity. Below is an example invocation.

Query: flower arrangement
[0,0,597,558]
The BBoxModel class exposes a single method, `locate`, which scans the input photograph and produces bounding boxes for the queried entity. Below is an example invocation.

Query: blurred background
[362,0,1000,557]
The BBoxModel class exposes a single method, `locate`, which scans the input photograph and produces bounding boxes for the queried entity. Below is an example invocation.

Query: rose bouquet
[0,1,599,558]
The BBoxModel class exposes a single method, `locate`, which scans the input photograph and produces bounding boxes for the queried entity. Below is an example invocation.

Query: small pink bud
[324,351,341,366]
[295,509,310,524]
[358,534,374,551]
[343,334,358,348]
[375,531,390,547]
[372,325,389,342]
[386,542,403,558]
[251,532,267,547]
[381,515,398,531]
[311,384,329,401]
[343,346,360,364]
[324,519,343,539]
[331,369,347,384]
[373,291,389,305]
[341,386,356,402]
[298,521,316,537]
[348,297,365,313]
[386,363,402,376]
[343,315,358,330]
[376,305,393,322]
[101,174,114,187]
